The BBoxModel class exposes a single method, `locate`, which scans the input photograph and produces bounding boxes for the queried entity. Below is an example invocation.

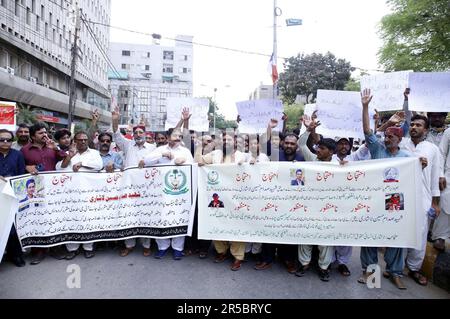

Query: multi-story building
[249,83,280,100]
[108,35,193,131]
[0,0,111,128]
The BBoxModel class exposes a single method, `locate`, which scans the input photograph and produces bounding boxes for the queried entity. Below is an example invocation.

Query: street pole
[273,0,280,99]
[213,87,217,134]
[67,8,80,131]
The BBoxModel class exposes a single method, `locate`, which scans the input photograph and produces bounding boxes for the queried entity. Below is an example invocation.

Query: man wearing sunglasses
[0,129,26,267]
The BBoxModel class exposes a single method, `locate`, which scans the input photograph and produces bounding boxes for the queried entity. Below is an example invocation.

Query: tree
[344,78,361,92]
[278,52,354,104]
[378,0,450,71]
[283,103,304,131]
[16,103,37,125]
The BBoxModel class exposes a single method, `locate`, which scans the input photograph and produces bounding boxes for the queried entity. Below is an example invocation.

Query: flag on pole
[268,53,278,84]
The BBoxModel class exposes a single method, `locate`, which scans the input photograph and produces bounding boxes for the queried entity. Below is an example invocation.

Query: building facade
[108,35,193,131]
[249,83,280,100]
[0,0,111,128]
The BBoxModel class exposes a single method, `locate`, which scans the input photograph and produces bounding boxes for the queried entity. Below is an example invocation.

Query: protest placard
[315,90,375,139]
[165,98,209,131]
[408,72,450,112]
[361,71,411,111]
[236,99,283,134]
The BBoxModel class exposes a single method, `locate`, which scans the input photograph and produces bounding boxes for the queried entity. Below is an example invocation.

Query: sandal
[408,270,428,286]
[337,264,351,276]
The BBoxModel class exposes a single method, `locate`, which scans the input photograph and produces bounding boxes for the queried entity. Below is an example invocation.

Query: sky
[110,0,393,120]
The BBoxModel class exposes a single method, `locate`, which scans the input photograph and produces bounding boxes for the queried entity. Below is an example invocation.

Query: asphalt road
[0,245,448,299]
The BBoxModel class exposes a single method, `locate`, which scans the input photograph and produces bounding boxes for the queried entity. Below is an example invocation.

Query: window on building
[49,12,52,26]
[121,64,127,70]
[122,50,131,56]
[145,65,150,71]
[41,5,44,20]
[147,52,150,58]
[36,16,40,31]
[1,0,6,8]
[45,23,48,38]
[163,51,174,60]
[26,7,31,25]
[31,0,35,12]
[15,0,19,16]
[163,64,173,73]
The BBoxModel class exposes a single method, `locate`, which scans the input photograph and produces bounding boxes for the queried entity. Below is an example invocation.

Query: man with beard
[112,107,156,257]
[254,133,303,274]
[399,115,440,286]
[296,116,336,282]
[426,112,449,252]
[140,128,194,260]
[155,132,168,147]
[98,132,123,172]
[358,89,412,290]
[12,124,30,150]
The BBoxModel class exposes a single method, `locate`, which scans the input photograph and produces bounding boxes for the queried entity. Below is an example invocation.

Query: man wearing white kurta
[400,115,441,286]
[141,129,194,260]
[426,112,449,252]
[111,108,156,256]
[56,131,103,259]
[435,128,450,250]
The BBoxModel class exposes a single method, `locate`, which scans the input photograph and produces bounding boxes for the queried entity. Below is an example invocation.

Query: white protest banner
[8,165,197,248]
[199,159,423,249]
[299,103,317,136]
[408,72,450,112]
[315,90,375,139]
[0,101,16,131]
[236,99,283,134]
[360,71,411,111]
[165,98,209,132]
[0,179,18,261]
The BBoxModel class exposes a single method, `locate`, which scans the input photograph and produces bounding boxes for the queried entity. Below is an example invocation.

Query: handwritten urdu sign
[165,98,210,132]
[198,159,423,249]
[408,72,450,112]
[7,165,197,248]
[360,71,411,111]
[315,90,375,139]
[236,99,283,134]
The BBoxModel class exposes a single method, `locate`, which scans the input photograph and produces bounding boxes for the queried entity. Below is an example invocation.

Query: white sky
[110,0,392,120]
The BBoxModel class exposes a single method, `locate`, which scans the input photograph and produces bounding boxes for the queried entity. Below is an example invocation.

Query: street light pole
[273,0,281,99]
[213,87,217,133]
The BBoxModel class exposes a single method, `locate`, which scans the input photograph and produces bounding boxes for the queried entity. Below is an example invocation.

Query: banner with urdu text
[7,165,197,248]
[198,158,423,249]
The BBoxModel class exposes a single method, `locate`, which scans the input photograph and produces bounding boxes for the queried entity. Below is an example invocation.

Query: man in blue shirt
[98,132,123,172]
[0,129,26,267]
[358,89,415,290]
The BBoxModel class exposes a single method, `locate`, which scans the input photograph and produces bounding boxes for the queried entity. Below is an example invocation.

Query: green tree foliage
[344,78,361,92]
[378,0,450,71]
[283,103,304,131]
[16,103,37,125]
[278,52,354,104]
